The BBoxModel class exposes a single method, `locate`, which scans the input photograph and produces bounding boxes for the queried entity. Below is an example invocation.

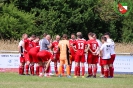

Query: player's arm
[45,56,52,72]
[99,45,104,57]
[23,40,27,52]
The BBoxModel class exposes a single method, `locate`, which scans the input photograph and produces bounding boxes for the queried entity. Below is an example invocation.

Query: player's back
[87,39,99,52]
[101,42,111,59]
[58,40,69,59]
[75,39,86,55]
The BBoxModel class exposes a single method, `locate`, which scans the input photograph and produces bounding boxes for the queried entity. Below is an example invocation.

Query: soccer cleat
[67,75,71,78]
[25,74,30,76]
[58,75,62,78]
[93,75,96,78]
[82,76,85,78]
[100,75,104,78]
[86,75,92,78]
[108,76,113,78]
[74,76,77,78]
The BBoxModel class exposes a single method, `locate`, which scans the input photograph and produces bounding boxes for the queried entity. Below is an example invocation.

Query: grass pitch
[0,73,133,88]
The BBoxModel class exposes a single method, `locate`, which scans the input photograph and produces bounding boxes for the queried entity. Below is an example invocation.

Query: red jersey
[52,41,59,53]
[24,39,34,51]
[87,39,99,54]
[74,39,86,55]
[32,41,39,47]
[69,39,76,55]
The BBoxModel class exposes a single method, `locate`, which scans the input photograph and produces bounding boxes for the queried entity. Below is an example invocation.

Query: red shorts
[75,54,85,63]
[52,53,60,62]
[29,52,38,63]
[109,54,116,64]
[20,56,25,63]
[37,52,49,63]
[99,57,102,66]
[101,59,110,65]
[24,52,31,62]
[87,54,98,64]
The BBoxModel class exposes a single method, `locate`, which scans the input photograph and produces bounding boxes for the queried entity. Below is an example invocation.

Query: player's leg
[29,54,34,75]
[35,63,39,75]
[81,55,85,78]
[58,60,64,77]
[38,62,44,77]
[19,57,25,75]
[74,55,80,78]
[92,55,98,78]
[86,54,92,78]
[99,57,104,77]
[109,54,116,78]
[102,59,109,78]
[65,60,71,78]
[24,52,30,75]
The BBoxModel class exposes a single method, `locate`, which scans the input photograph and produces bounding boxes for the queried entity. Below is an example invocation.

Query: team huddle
[18,32,115,78]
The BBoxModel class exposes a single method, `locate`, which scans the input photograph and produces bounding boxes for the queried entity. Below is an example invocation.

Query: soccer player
[100,36,111,78]
[37,50,53,77]
[74,32,86,78]
[69,33,76,73]
[23,35,36,75]
[58,34,71,78]
[104,33,116,78]
[92,33,103,77]
[18,33,28,75]
[86,33,99,78]
[28,37,40,75]
[51,35,60,75]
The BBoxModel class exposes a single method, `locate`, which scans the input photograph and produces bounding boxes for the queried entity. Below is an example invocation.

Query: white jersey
[18,40,24,55]
[18,40,24,46]
[107,39,115,55]
[100,42,111,59]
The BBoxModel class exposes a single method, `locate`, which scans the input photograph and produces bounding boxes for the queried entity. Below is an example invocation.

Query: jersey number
[78,43,84,49]
[92,44,97,50]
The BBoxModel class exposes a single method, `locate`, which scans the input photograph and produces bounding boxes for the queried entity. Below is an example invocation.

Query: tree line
[0,0,133,42]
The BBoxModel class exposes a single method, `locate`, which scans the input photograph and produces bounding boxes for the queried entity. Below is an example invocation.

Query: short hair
[71,33,75,36]
[31,35,36,38]
[88,32,94,37]
[104,32,110,37]
[77,32,82,36]
[36,36,40,39]
[43,33,47,37]
[101,36,107,41]
[62,34,67,39]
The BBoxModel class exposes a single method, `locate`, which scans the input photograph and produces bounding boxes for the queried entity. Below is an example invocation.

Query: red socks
[88,67,92,76]
[36,66,39,75]
[74,66,78,76]
[25,65,29,75]
[82,66,85,76]
[104,69,109,78]
[109,67,114,77]
[77,66,80,76]
[93,66,97,76]
[39,66,43,74]
[54,66,58,74]
[30,65,34,75]
[19,66,22,75]
[101,66,104,75]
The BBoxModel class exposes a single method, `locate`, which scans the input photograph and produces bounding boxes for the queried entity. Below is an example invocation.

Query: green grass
[0,73,133,88]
